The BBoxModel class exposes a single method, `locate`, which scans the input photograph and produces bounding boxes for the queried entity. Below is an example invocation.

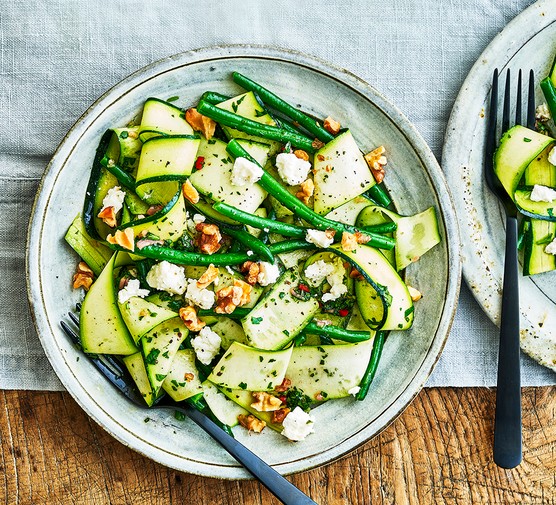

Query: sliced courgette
[162,349,203,401]
[313,130,374,215]
[208,341,293,391]
[122,352,157,406]
[201,380,247,427]
[140,97,194,135]
[80,253,137,355]
[241,270,320,350]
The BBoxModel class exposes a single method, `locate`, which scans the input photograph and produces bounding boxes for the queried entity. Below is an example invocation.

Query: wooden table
[1,387,555,504]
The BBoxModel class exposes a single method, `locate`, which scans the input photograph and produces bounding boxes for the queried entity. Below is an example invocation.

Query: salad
[65,72,441,441]
[493,55,556,276]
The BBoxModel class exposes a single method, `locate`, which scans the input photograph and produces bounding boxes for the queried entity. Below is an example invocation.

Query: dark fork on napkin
[61,310,317,505]
[485,68,536,469]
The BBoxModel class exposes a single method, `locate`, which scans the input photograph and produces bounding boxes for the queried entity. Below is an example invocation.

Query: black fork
[60,314,317,505]
[485,68,535,469]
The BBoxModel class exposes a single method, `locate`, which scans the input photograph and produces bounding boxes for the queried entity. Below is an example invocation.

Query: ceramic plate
[443,0,556,372]
[27,45,460,478]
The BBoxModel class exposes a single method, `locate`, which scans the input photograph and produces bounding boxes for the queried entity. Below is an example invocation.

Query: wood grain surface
[0,387,554,505]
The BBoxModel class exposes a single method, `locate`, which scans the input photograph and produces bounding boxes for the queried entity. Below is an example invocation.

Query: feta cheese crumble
[100,186,126,213]
[185,279,215,309]
[191,326,221,365]
[281,407,315,441]
[193,213,206,224]
[305,229,334,248]
[117,278,150,304]
[321,260,348,302]
[548,147,556,167]
[257,261,281,286]
[303,260,335,286]
[530,184,556,202]
[146,261,187,295]
[230,157,263,186]
[536,103,551,122]
[544,237,556,255]
[275,152,311,185]
[348,386,361,396]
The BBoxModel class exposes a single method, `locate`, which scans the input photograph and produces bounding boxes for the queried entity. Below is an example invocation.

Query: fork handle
[493,215,522,469]
[177,404,317,505]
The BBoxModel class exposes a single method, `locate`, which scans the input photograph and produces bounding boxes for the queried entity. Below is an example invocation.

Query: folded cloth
[1,0,551,391]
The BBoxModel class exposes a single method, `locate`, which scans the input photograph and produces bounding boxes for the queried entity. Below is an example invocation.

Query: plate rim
[26,44,461,478]
[442,0,556,371]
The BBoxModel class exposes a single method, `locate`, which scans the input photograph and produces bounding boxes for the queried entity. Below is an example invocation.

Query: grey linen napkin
[1,0,553,390]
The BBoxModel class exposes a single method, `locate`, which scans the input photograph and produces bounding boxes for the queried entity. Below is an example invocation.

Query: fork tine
[68,311,79,326]
[515,70,522,126]
[527,69,536,129]
[502,69,511,133]
[485,69,499,166]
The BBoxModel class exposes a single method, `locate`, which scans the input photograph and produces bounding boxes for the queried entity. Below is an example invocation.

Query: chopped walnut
[251,391,283,412]
[293,149,309,162]
[215,279,252,314]
[178,305,206,332]
[272,407,291,424]
[240,261,260,285]
[97,206,117,228]
[197,264,219,289]
[349,268,364,281]
[341,231,358,252]
[238,414,266,433]
[195,223,222,255]
[119,276,129,290]
[182,180,200,204]
[296,178,314,205]
[315,392,325,401]
[364,146,388,184]
[184,373,195,382]
[316,154,325,162]
[146,204,163,216]
[354,231,370,244]
[185,108,217,140]
[323,116,341,135]
[274,377,291,393]
[312,139,325,150]
[72,262,94,291]
[106,228,135,252]
[407,286,422,302]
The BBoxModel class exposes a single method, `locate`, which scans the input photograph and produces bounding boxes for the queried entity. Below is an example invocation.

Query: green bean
[197,308,250,319]
[99,156,136,191]
[106,239,314,266]
[517,219,530,251]
[221,225,275,264]
[213,202,306,239]
[200,91,231,104]
[367,184,391,207]
[361,222,397,234]
[184,393,234,437]
[303,322,371,343]
[355,331,387,401]
[197,100,317,152]
[232,72,335,143]
[541,77,556,120]
[226,140,396,250]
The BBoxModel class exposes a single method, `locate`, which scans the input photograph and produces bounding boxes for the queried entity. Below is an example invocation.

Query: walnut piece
[106,228,135,252]
[179,306,206,332]
[251,391,283,412]
[146,204,163,216]
[196,264,219,289]
[312,139,325,150]
[215,279,252,314]
[341,231,358,252]
[407,286,422,302]
[364,146,388,184]
[296,178,314,205]
[240,261,260,285]
[185,108,217,140]
[238,414,266,433]
[182,180,200,204]
[293,149,309,162]
[72,262,94,290]
[349,267,364,281]
[323,116,341,135]
[195,223,222,255]
[184,373,195,382]
[97,206,117,228]
[272,407,291,424]
[274,377,291,393]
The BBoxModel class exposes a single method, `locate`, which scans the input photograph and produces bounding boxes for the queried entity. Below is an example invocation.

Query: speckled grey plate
[443,0,556,372]
[27,45,460,478]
